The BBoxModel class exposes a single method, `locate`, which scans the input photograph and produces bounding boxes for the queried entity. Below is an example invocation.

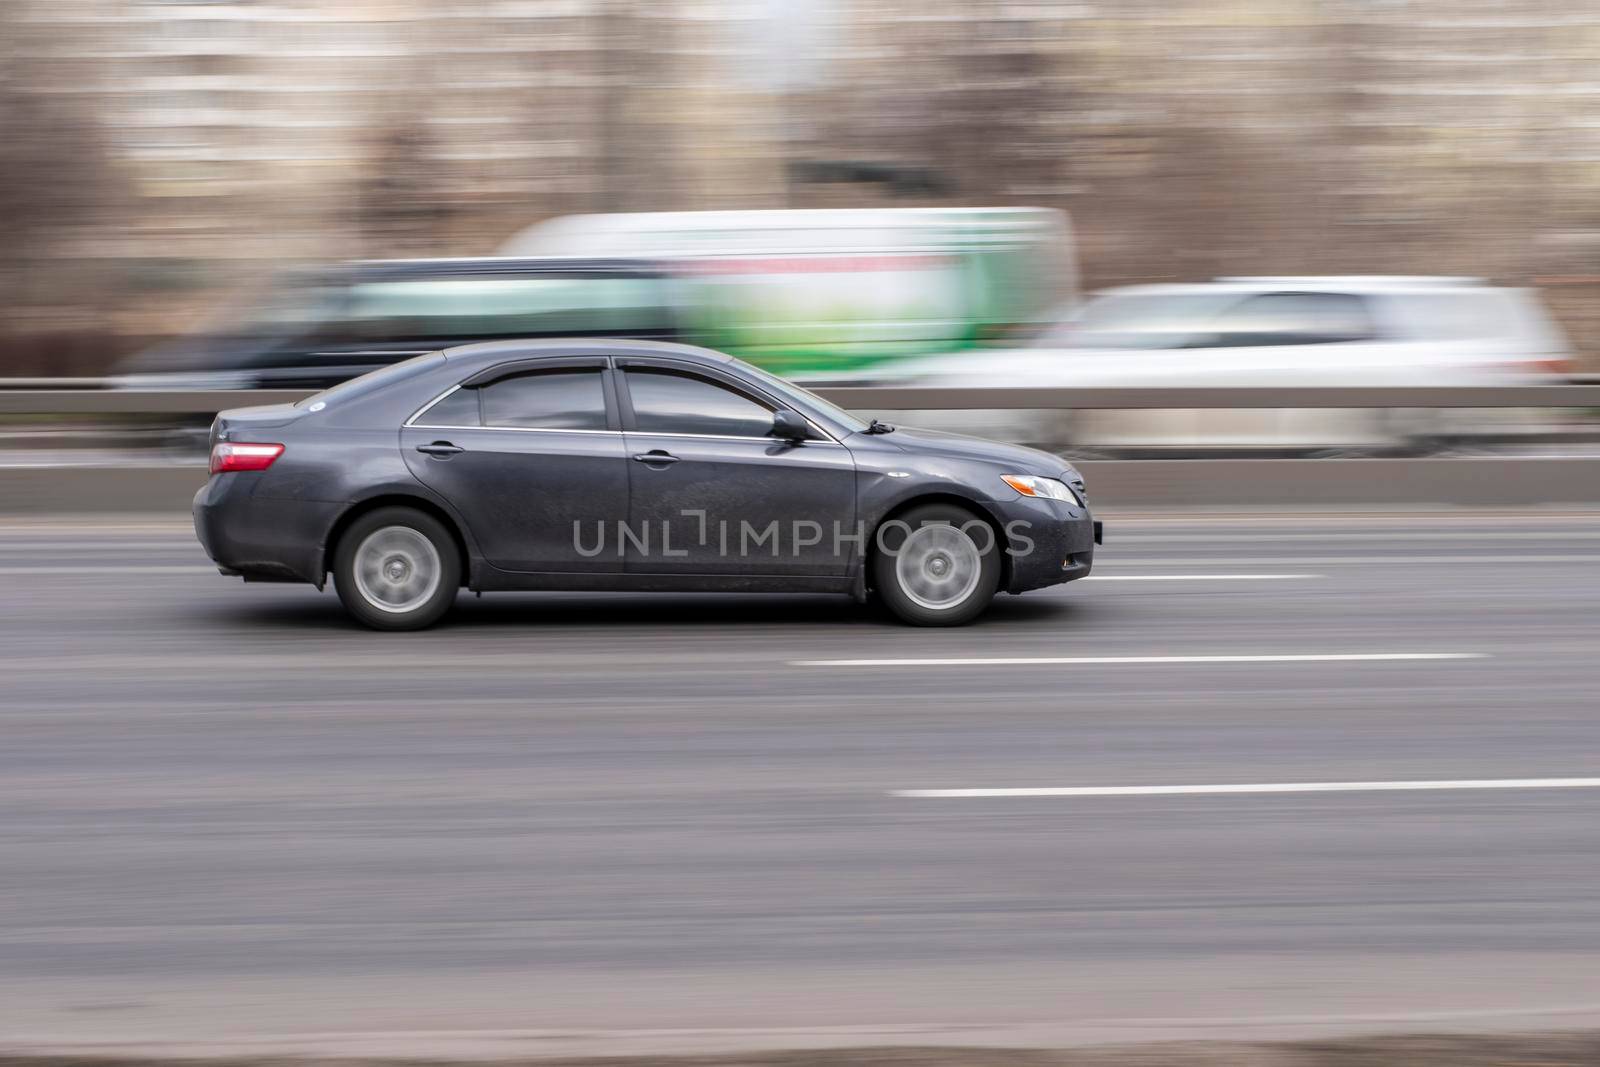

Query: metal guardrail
[0,389,310,415]
[3,384,1600,415]
[819,385,1600,410]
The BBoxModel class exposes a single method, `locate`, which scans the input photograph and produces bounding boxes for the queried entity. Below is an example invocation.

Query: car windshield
[295,352,444,408]
[1034,293,1238,349]
[734,359,871,434]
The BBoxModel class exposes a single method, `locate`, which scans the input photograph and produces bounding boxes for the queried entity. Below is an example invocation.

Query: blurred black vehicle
[115,257,678,391]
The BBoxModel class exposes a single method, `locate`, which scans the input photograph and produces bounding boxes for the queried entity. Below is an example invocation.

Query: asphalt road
[4,509,1600,1057]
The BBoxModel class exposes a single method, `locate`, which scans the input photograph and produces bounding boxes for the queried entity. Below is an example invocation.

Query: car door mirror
[769,409,810,442]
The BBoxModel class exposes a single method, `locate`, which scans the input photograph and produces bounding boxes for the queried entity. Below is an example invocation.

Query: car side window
[414,387,481,427]
[625,369,774,437]
[479,369,608,431]
[1200,292,1377,348]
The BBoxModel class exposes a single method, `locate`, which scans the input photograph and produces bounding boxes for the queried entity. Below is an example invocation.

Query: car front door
[401,358,627,573]
[616,359,857,576]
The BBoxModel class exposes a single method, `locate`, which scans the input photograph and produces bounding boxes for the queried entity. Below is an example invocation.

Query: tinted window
[1385,291,1515,341]
[415,387,480,426]
[1034,293,1237,350]
[1205,292,1376,348]
[626,370,774,437]
[1034,291,1378,351]
[480,370,608,430]
[322,276,671,343]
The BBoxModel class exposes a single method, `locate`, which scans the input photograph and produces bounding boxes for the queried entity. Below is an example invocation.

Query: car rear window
[1205,292,1376,347]
[1035,293,1237,349]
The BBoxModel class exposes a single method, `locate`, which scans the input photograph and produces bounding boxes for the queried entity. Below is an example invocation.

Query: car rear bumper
[194,476,341,586]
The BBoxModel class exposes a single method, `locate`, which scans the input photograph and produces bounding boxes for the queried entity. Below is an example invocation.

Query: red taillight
[209,441,284,475]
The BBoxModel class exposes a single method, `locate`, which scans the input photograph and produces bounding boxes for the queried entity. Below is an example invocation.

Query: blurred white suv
[867,277,1572,453]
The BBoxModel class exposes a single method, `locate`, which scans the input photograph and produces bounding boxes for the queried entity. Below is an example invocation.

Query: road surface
[3,510,1600,1057]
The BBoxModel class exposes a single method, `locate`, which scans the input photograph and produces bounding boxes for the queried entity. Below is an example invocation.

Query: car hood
[875,424,1072,477]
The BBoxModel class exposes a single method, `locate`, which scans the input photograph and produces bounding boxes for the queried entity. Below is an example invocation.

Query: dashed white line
[894,777,1600,798]
[795,652,1485,668]
[1115,530,1600,543]
[1113,554,1600,565]
[0,566,209,575]
[1084,573,1322,581]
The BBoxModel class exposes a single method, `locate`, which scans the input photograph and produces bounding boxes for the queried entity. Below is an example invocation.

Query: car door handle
[631,450,679,466]
[416,441,465,456]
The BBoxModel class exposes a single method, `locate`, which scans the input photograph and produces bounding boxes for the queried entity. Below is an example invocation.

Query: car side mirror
[769,409,810,442]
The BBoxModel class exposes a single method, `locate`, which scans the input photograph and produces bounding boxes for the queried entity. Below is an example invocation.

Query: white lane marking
[0,566,211,575]
[795,652,1485,667]
[1116,530,1600,543]
[894,777,1600,799]
[0,542,197,551]
[1083,573,1322,581]
[1112,554,1600,565]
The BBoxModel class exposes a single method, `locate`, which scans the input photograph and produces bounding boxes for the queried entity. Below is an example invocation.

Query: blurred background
[8,0,1600,380]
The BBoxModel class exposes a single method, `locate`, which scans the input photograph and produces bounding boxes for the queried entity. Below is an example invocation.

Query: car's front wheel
[333,506,460,630]
[873,503,1001,626]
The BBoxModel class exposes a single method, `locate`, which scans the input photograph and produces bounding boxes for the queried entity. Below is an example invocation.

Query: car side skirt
[477,566,856,595]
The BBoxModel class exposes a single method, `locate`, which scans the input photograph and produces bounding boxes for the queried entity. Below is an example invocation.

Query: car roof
[1216,276,1487,287]
[438,338,735,369]
[1096,276,1497,298]
[331,256,668,278]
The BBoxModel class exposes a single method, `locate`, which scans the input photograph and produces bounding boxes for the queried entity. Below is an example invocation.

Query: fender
[320,478,487,591]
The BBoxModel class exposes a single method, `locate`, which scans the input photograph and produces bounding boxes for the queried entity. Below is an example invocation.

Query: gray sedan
[194,340,1099,629]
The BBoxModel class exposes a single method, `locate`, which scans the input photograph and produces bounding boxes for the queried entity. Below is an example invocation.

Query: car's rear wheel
[873,503,1001,626]
[333,507,460,630]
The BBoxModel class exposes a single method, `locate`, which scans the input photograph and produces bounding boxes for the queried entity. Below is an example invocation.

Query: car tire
[332,506,461,631]
[872,502,1001,626]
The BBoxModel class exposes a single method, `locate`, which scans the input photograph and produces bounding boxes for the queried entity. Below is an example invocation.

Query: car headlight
[1001,474,1082,506]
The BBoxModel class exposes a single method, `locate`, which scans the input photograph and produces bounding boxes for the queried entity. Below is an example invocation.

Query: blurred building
[6,0,1600,370]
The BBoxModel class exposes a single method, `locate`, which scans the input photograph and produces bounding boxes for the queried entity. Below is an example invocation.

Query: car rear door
[401,357,627,573]
[615,358,857,576]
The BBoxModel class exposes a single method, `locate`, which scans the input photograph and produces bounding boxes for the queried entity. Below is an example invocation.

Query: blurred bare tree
[355,114,454,259]
[0,7,133,373]
[0,85,122,304]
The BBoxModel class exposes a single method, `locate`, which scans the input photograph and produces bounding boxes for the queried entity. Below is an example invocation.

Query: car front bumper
[985,493,1099,594]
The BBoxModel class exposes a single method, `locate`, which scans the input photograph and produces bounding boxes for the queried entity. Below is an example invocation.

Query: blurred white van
[501,208,1074,377]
